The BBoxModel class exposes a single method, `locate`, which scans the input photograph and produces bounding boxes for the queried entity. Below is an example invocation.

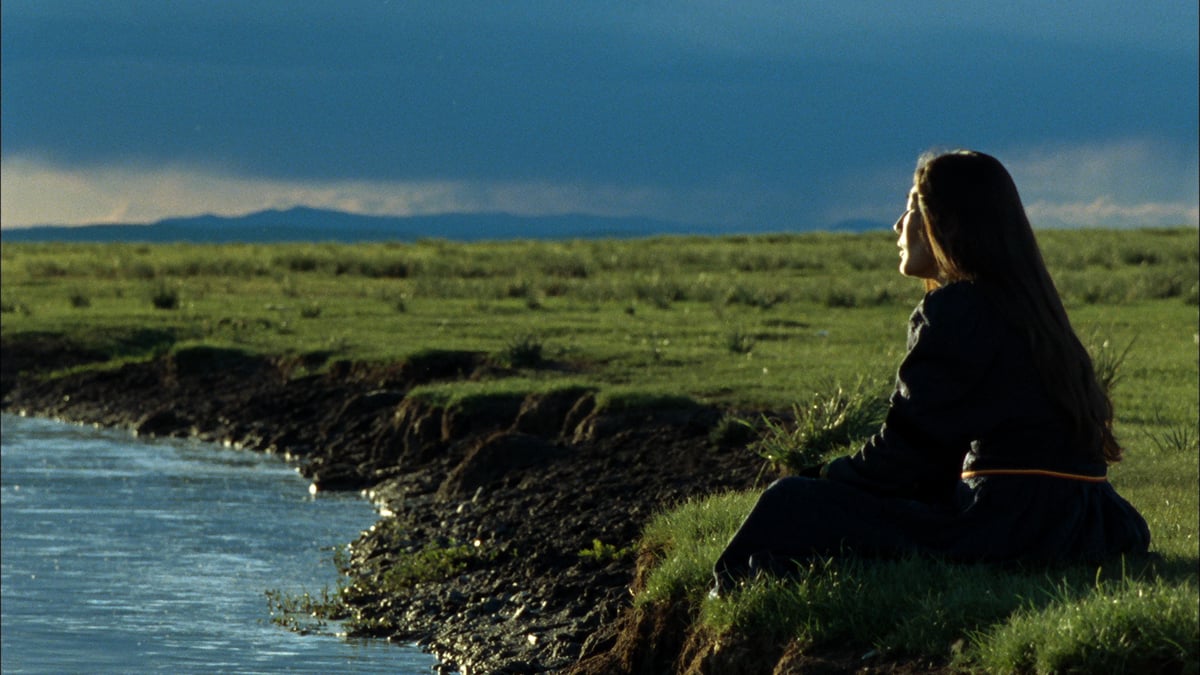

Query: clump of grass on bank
[498,333,545,368]
[971,576,1198,674]
[264,586,343,635]
[264,544,354,635]
[637,491,762,602]
[374,541,479,591]
[269,527,502,636]
[749,378,888,472]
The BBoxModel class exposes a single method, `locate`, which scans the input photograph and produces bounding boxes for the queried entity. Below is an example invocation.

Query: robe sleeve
[823,283,999,503]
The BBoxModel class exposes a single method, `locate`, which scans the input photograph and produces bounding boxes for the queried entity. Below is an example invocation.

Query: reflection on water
[1,413,436,674]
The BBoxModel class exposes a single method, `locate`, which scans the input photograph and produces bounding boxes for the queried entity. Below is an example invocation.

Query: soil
[1,336,773,673]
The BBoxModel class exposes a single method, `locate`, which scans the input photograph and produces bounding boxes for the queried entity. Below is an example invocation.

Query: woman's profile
[712,149,1150,596]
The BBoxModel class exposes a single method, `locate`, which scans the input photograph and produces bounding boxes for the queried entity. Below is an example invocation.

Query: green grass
[748,377,889,472]
[578,538,636,564]
[2,228,1196,670]
[5,229,1192,410]
[971,576,1198,674]
[640,505,1197,671]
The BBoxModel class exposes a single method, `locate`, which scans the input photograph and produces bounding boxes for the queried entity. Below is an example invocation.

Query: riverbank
[1,335,764,673]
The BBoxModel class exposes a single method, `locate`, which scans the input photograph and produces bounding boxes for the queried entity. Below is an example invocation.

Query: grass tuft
[376,541,476,591]
[967,577,1199,674]
[1145,413,1200,455]
[749,378,888,472]
[638,491,760,603]
[1088,334,1136,397]
[68,289,91,308]
[499,334,545,369]
[578,538,635,563]
[150,284,179,310]
[725,328,755,354]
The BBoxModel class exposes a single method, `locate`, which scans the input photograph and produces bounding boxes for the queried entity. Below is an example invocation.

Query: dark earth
[2,336,954,674]
[0,337,740,672]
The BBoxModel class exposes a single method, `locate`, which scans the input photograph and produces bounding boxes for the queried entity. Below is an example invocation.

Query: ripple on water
[1,413,438,674]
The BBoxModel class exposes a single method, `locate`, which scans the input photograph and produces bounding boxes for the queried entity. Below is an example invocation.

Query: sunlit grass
[638,447,1197,671]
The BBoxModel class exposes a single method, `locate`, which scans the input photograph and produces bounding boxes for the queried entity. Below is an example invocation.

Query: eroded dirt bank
[1,336,766,673]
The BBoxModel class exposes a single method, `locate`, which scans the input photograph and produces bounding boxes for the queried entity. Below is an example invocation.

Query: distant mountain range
[0,207,884,243]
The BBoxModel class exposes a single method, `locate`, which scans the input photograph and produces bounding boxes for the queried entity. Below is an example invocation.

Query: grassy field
[2,228,1197,671]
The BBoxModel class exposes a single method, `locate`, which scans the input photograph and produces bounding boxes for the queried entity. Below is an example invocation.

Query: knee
[766,476,809,489]
[758,475,819,505]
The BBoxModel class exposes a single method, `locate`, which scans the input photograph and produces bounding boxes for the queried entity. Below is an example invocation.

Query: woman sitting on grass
[712,149,1150,596]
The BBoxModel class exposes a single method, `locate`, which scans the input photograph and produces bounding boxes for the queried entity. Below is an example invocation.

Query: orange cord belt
[960,469,1107,483]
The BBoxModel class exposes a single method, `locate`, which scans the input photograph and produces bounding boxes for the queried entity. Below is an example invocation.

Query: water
[1,413,438,674]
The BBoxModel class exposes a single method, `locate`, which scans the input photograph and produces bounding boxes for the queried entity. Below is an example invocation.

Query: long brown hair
[913,150,1121,463]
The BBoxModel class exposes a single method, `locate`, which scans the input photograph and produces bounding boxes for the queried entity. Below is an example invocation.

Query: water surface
[1,413,437,674]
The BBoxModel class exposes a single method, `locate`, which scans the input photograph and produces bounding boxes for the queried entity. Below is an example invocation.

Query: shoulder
[907,281,997,355]
[917,281,985,324]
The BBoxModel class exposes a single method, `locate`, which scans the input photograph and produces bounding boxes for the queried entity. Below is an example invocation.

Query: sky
[2,1,1197,231]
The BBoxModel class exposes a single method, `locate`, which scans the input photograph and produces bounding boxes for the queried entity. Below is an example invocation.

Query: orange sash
[960,469,1107,483]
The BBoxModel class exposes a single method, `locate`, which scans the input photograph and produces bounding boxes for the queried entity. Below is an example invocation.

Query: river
[0,413,438,674]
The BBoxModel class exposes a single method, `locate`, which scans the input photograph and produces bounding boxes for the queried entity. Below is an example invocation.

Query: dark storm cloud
[2,2,1197,229]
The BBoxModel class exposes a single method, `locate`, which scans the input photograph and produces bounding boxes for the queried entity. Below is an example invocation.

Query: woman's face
[894,188,938,279]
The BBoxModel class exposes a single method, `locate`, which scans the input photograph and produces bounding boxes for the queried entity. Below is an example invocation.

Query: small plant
[300,303,322,319]
[363,259,410,279]
[1121,249,1160,266]
[725,285,785,310]
[68,290,91,308]
[150,284,179,310]
[751,379,888,472]
[376,541,476,592]
[578,538,634,563]
[264,586,345,634]
[279,254,321,273]
[280,276,301,298]
[500,333,544,368]
[0,299,31,315]
[504,280,545,309]
[868,285,896,306]
[1145,414,1199,454]
[726,328,755,355]
[822,286,858,309]
[710,413,757,449]
[325,335,350,353]
[1088,335,1135,396]
[636,281,682,309]
[506,279,533,299]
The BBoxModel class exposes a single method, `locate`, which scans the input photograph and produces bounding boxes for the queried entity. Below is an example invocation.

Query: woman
[711,150,1150,595]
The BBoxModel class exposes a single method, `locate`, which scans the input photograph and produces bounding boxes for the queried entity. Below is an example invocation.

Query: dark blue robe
[713,282,1150,588]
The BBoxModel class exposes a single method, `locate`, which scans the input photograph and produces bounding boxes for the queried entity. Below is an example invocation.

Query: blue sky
[2,1,1197,230]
